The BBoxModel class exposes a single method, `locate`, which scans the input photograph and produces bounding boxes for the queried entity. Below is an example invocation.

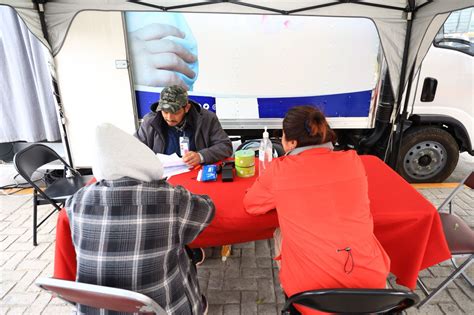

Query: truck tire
[397,126,459,183]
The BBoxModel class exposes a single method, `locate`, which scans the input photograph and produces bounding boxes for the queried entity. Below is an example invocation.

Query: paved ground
[1,162,473,314]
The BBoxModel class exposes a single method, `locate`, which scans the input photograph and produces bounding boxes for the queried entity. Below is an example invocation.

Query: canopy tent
[1,0,471,100]
[0,0,472,166]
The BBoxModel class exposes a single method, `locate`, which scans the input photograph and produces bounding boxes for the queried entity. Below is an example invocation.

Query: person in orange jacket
[244,106,390,314]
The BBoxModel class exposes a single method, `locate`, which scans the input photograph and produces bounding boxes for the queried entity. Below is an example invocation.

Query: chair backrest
[282,288,419,314]
[36,277,167,315]
[13,144,70,185]
[439,212,474,255]
[438,171,474,212]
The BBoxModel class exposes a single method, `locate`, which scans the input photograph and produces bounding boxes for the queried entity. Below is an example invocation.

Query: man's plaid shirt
[65,178,215,314]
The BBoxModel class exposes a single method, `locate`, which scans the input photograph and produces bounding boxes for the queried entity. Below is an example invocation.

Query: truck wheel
[397,127,459,183]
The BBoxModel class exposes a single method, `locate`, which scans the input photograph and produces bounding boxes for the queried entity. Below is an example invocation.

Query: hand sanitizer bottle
[258,126,273,177]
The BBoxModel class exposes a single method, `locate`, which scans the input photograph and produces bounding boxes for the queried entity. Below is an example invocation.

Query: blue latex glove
[125,12,199,90]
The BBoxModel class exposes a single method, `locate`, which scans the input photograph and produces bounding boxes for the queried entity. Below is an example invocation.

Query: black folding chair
[281,288,419,314]
[417,171,474,308]
[13,144,91,246]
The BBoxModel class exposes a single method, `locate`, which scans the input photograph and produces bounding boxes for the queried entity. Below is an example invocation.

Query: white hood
[92,123,164,182]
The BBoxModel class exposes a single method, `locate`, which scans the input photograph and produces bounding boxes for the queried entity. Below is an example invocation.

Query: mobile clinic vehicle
[1,1,472,183]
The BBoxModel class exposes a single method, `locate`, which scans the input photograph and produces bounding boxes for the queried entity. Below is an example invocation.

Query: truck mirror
[420,77,438,102]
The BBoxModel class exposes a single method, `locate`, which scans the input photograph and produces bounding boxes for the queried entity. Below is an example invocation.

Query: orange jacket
[244,148,390,313]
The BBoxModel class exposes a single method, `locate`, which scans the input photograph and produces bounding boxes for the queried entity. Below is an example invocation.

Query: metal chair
[36,277,167,314]
[417,172,474,308]
[281,288,419,314]
[13,144,91,246]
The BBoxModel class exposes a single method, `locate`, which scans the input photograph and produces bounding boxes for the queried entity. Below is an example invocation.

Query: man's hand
[183,151,201,167]
[128,23,197,90]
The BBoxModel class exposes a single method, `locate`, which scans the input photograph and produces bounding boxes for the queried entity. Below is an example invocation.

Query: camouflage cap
[157,85,188,113]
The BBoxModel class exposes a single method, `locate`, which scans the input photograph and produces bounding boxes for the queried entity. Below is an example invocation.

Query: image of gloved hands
[128,23,197,90]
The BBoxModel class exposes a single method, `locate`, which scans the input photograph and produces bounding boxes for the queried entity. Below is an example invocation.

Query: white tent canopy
[0,0,471,101]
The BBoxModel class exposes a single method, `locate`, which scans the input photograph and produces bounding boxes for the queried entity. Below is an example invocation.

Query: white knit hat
[92,123,164,181]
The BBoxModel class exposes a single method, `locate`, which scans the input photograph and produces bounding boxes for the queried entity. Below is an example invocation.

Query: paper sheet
[156,153,190,178]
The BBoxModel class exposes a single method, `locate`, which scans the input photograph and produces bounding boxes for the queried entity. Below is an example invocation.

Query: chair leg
[417,256,473,308]
[451,257,474,287]
[417,278,429,296]
[33,190,38,246]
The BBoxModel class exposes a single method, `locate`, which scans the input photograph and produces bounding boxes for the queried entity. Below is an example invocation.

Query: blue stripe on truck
[135,90,372,119]
[135,91,216,119]
[257,90,372,118]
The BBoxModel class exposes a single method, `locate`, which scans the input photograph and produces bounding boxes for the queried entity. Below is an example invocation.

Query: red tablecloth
[54,155,450,289]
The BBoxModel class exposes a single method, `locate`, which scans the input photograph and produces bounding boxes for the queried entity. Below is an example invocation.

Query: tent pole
[33,0,75,168]
[387,0,416,170]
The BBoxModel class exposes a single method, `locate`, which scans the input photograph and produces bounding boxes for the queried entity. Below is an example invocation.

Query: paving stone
[199,277,208,292]
[5,306,27,314]
[40,304,74,314]
[241,301,258,314]
[199,258,226,269]
[439,303,464,314]
[223,278,257,291]
[255,240,271,257]
[5,241,35,253]
[3,227,28,236]
[240,255,257,268]
[11,270,42,292]
[0,221,12,232]
[241,248,256,257]
[25,243,49,260]
[2,250,29,272]
[448,288,474,313]
[454,277,474,298]
[242,268,273,279]
[233,242,255,249]
[229,248,241,258]
[0,281,16,299]
[206,304,223,315]
[427,265,455,277]
[1,270,26,282]
[0,235,20,251]
[256,257,272,268]
[225,265,240,279]
[241,291,258,303]
[418,276,457,290]
[15,259,49,271]
[2,292,38,306]
[406,304,442,315]
[257,303,277,315]
[257,279,275,304]
[208,269,225,290]
[223,304,240,315]
[418,268,433,278]
[206,290,240,304]
[274,285,286,304]
[26,293,52,314]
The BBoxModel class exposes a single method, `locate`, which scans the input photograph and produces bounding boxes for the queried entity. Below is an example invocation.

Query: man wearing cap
[136,85,233,167]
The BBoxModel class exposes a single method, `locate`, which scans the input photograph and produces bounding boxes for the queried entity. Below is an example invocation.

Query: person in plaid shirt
[66,123,215,314]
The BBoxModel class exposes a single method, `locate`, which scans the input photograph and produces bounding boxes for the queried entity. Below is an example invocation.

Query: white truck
[2,2,473,183]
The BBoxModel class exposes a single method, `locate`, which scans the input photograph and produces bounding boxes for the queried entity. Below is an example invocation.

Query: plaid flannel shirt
[65,178,215,315]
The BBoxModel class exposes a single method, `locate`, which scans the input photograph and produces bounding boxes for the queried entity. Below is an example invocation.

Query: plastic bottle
[258,126,273,177]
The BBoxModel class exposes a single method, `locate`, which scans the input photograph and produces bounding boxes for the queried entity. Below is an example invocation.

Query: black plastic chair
[417,171,474,308]
[13,144,90,246]
[281,288,419,314]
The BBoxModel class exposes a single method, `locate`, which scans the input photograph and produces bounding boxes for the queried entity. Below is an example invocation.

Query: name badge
[179,136,190,156]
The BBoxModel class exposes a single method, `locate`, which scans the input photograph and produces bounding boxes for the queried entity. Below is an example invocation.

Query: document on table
[156,153,190,178]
